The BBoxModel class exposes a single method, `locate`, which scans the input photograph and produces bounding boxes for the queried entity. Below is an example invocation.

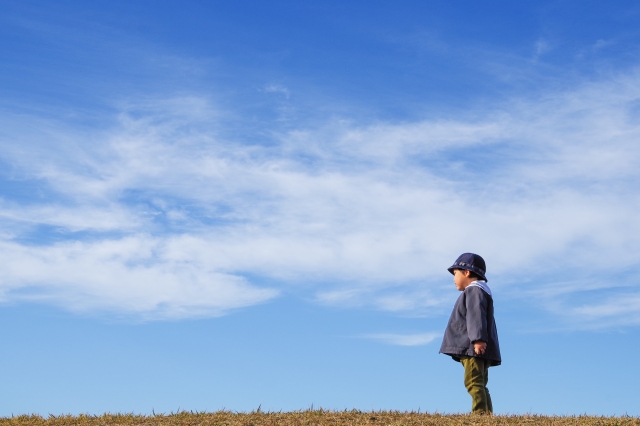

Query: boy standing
[439,253,501,414]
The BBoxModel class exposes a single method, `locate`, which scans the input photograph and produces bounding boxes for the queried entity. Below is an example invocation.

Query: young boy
[439,253,501,414]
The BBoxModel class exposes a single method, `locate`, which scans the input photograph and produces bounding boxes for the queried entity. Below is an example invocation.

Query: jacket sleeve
[465,287,488,344]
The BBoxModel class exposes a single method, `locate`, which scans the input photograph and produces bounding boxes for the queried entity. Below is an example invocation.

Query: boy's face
[452,269,475,291]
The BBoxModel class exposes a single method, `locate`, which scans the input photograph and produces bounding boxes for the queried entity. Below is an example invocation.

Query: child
[439,253,501,414]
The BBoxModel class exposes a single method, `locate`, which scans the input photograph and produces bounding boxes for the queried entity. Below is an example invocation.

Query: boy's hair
[454,268,483,281]
[467,270,483,280]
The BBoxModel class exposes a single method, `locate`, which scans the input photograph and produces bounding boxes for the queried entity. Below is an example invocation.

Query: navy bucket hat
[447,253,487,281]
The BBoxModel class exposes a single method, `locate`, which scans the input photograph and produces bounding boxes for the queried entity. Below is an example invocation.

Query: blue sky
[1,0,640,416]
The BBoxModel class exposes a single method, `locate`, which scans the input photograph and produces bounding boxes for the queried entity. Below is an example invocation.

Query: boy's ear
[463,269,472,277]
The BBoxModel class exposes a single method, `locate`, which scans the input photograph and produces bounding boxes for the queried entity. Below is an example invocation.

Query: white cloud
[1,70,640,322]
[0,236,278,318]
[0,201,139,232]
[361,332,441,346]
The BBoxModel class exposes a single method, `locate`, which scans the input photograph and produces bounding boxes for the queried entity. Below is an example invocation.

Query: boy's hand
[474,341,487,355]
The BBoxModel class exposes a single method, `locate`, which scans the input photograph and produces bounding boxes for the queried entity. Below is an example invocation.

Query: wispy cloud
[569,292,640,327]
[361,332,441,346]
[263,84,291,98]
[593,39,612,51]
[533,38,551,61]
[1,69,640,323]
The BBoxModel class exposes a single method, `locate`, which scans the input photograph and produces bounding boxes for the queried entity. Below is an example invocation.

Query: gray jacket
[439,285,501,366]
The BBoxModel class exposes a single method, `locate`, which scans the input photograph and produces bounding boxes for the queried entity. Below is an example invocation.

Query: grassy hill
[1,410,638,426]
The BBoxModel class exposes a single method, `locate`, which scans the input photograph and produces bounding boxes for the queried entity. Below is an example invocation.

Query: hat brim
[447,264,487,281]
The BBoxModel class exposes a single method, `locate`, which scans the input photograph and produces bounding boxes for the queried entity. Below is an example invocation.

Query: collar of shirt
[467,280,492,297]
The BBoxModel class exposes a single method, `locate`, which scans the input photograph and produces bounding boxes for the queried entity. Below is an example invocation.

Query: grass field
[1,410,638,426]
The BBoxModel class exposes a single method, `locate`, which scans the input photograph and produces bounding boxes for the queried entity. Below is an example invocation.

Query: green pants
[459,356,492,414]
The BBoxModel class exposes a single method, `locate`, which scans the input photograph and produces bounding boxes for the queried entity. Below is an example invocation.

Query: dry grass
[1,410,638,426]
